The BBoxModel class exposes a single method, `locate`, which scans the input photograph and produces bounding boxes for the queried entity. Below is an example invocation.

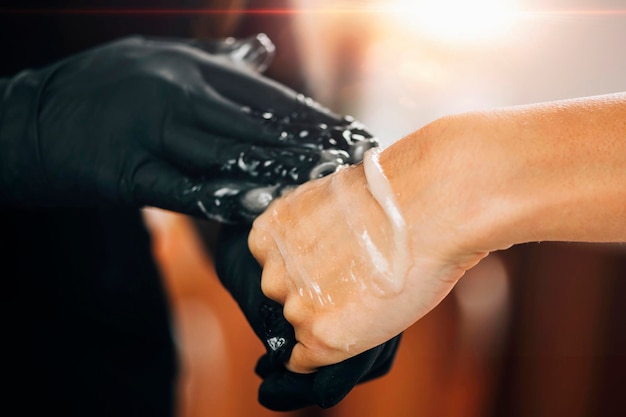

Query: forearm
[381,92,626,254]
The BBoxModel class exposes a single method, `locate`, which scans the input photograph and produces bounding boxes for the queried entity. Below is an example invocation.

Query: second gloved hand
[0,34,377,222]
[214,224,402,411]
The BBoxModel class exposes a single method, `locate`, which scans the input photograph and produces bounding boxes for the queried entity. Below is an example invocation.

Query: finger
[257,342,398,410]
[179,107,376,175]
[176,67,379,155]
[289,117,380,164]
[213,33,275,73]
[131,161,288,222]
[213,224,271,340]
[194,62,343,126]
[161,124,327,184]
[181,90,285,144]
[183,91,301,146]
[213,223,263,301]
[312,345,384,408]
[176,95,377,170]
[257,367,317,411]
[223,113,379,165]
[138,35,243,56]
[285,342,331,374]
[139,33,275,73]
[255,353,278,379]
[356,333,403,383]
[185,90,354,153]
[188,180,289,222]
[135,37,337,128]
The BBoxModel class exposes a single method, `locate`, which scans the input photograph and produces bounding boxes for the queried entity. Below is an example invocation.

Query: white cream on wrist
[362,147,410,294]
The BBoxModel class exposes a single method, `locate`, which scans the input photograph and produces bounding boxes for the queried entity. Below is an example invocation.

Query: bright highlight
[387,0,521,44]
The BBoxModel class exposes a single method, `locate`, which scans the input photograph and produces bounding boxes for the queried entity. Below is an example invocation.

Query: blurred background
[2,1,625,416]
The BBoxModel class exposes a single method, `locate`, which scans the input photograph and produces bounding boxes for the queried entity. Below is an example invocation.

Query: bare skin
[248,92,626,373]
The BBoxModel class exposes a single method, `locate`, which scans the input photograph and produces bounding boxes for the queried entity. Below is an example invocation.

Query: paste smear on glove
[196,101,377,223]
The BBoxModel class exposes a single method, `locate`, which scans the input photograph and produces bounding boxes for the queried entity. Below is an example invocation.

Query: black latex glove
[215,224,402,411]
[0,34,378,223]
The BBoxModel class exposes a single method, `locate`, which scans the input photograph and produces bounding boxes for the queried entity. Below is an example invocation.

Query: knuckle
[248,218,275,262]
[284,305,343,355]
[282,298,305,327]
[292,350,321,373]
[260,264,286,302]
[292,338,339,371]
[309,319,350,357]
[247,225,264,260]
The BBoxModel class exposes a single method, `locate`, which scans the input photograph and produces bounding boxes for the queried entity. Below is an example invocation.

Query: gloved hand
[214,224,402,411]
[0,34,378,222]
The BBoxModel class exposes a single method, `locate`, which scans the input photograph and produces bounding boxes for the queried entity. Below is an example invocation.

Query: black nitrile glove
[0,34,378,222]
[215,224,402,411]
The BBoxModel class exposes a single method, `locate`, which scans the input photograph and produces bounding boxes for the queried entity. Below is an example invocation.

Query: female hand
[248,129,489,372]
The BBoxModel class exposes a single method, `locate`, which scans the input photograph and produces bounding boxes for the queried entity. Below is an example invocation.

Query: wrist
[379,94,626,257]
[377,114,521,257]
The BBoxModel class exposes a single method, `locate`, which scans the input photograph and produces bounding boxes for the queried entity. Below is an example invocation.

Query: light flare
[385,0,522,44]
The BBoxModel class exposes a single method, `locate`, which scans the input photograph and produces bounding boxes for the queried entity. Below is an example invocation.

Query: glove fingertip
[312,340,399,408]
[359,333,403,383]
[258,371,316,411]
[312,374,358,409]
[255,354,276,379]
